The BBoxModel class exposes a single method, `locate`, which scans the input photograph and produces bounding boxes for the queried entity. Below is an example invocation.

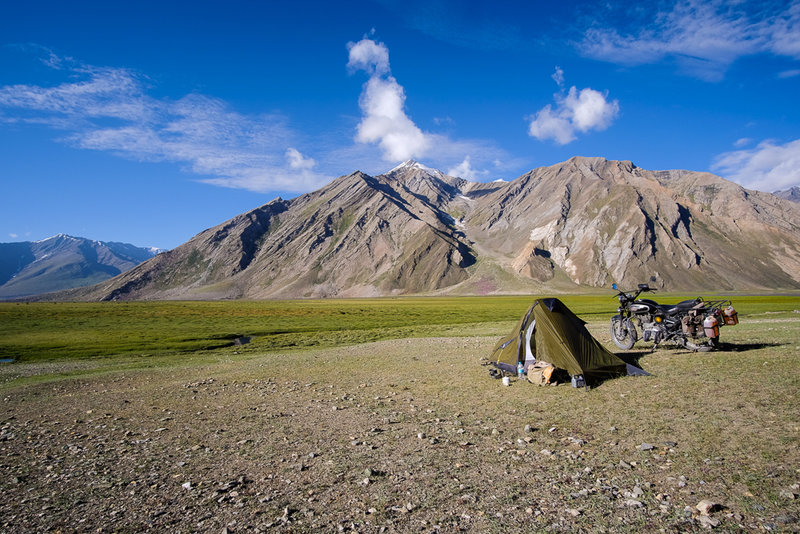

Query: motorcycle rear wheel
[610,316,636,350]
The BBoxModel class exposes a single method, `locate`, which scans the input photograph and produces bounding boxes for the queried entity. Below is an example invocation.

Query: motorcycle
[610,282,738,352]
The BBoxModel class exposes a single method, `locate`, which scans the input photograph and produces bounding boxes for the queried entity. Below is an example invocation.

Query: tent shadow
[614,350,649,368]
[582,351,652,390]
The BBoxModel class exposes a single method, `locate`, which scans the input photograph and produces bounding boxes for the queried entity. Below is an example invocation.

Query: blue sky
[1,0,799,249]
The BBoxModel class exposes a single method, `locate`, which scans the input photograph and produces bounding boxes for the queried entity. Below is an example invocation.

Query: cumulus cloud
[286,147,315,170]
[347,37,430,162]
[0,50,331,194]
[578,0,800,81]
[711,138,800,192]
[447,156,489,180]
[528,70,620,145]
[346,38,390,75]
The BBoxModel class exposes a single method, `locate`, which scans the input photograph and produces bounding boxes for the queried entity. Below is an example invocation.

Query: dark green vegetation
[2,294,798,365]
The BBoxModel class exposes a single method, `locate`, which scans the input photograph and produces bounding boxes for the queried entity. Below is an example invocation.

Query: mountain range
[0,234,160,299]
[57,156,800,301]
[775,186,800,203]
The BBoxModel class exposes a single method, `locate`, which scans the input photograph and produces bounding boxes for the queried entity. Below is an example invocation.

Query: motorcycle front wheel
[610,316,637,350]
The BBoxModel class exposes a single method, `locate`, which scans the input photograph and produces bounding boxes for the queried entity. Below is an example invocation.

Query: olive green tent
[490,298,647,383]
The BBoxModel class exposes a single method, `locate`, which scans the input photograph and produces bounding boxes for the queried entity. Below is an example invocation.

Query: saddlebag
[722,306,738,325]
[682,307,705,337]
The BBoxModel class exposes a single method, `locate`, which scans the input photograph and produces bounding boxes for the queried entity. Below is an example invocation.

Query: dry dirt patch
[1,332,798,533]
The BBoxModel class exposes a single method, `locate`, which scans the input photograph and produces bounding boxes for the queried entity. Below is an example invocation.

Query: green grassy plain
[0,295,798,531]
[2,294,797,365]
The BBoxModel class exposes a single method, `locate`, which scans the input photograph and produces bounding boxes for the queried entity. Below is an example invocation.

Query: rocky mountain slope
[0,234,159,299]
[72,157,800,300]
[775,186,800,203]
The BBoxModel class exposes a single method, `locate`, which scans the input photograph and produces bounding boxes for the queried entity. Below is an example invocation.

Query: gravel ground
[1,335,798,533]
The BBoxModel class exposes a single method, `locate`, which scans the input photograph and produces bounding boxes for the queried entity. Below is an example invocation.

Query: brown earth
[1,324,799,533]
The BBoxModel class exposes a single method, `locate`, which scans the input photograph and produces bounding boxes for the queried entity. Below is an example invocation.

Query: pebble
[639,443,654,451]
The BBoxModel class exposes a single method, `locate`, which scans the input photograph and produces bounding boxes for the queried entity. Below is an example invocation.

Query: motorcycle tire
[610,316,637,350]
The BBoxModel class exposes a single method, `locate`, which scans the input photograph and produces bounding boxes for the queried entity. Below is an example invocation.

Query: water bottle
[517,362,524,381]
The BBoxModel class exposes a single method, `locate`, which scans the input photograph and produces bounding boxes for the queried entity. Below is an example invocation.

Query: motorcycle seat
[660,298,702,316]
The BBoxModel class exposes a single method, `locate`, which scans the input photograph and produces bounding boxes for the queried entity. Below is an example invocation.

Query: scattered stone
[567,508,581,517]
[619,460,632,469]
[625,499,643,508]
[696,500,722,515]
[524,424,533,433]
[639,443,654,451]
[696,515,721,529]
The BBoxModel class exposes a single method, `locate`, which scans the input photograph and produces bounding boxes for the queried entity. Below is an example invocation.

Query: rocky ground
[1,333,799,533]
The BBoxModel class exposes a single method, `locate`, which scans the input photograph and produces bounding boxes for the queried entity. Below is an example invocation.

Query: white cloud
[528,73,620,145]
[528,105,576,145]
[551,66,565,87]
[286,147,315,170]
[9,233,18,239]
[447,156,489,180]
[0,51,331,194]
[711,138,800,192]
[346,38,390,76]
[347,38,431,162]
[578,0,800,81]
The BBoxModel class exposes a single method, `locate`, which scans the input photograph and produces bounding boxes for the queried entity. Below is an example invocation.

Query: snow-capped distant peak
[34,233,78,244]
[387,160,444,177]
